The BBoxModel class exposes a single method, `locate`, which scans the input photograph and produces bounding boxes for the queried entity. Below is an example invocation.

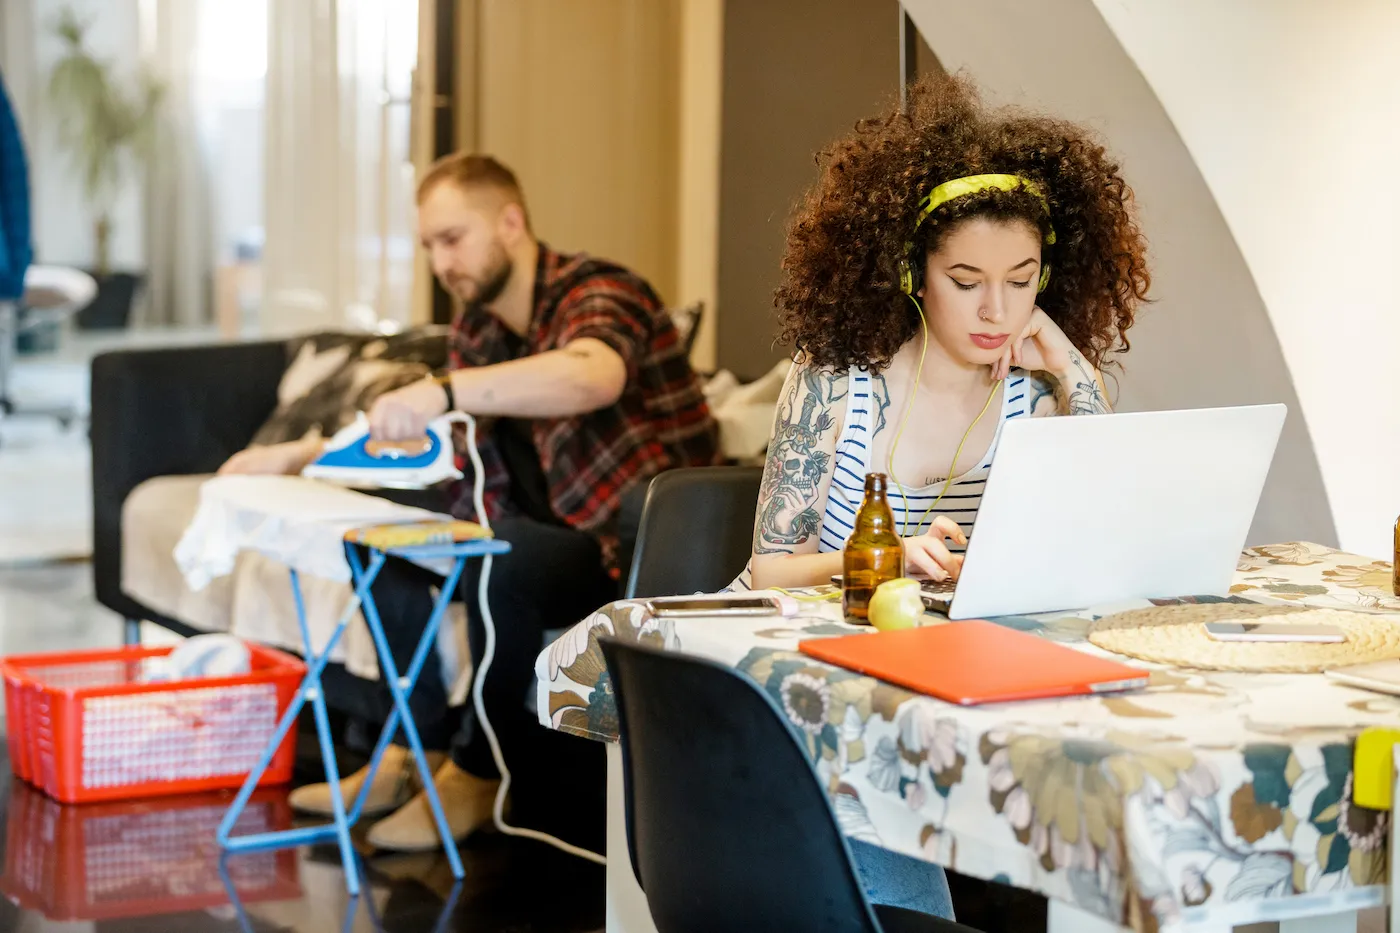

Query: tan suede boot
[366,760,500,852]
[288,746,444,818]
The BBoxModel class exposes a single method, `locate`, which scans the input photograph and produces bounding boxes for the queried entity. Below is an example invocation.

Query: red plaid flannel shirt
[447,244,721,571]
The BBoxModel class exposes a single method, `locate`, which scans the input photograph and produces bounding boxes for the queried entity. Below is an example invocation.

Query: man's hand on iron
[368,377,448,442]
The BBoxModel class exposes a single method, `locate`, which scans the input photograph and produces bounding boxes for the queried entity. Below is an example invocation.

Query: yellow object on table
[344,520,492,550]
[868,578,927,630]
[1352,726,1400,811]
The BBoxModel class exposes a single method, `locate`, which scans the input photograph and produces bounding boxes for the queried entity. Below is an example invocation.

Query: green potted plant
[46,7,163,329]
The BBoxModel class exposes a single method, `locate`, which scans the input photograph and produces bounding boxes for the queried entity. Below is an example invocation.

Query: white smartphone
[1203,621,1346,643]
[1326,660,1400,695]
[645,593,798,618]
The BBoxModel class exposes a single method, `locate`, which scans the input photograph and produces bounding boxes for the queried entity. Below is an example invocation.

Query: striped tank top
[730,366,1042,591]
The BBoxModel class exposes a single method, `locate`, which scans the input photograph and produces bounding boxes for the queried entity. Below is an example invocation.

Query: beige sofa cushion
[123,475,235,634]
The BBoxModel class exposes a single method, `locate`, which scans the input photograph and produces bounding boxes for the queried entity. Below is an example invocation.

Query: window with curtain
[259,0,421,337]
[195,0,269,334]
[141,0,268,332]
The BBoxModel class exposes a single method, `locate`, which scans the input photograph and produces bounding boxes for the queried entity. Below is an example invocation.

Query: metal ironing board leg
[343,543,466,823]
[217,559,389,895]
[217,535,510,895]
[345,543,468,880]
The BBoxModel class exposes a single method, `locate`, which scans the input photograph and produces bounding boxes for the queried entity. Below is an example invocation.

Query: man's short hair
[416,153,529,224]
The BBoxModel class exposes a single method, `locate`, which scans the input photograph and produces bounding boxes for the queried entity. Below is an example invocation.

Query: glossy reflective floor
[0,563,605,933]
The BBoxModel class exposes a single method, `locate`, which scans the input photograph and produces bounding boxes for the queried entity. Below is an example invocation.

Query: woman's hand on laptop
[904,517,967,582]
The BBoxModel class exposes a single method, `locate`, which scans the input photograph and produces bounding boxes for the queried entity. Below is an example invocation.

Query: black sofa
[91,338,291,642]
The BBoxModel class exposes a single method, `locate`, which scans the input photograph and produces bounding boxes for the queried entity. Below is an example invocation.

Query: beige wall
[455,0,684,307]
[714,0,910,381]
[675,0,724,372]
[448,0,918,379]
[1091,0,1398,557]
[901,0,1336,549]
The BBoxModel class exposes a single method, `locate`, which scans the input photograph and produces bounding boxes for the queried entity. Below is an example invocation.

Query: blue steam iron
[302,413,463,490]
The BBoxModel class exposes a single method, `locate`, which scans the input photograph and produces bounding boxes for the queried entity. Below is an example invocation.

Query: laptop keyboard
[829,574,958,599]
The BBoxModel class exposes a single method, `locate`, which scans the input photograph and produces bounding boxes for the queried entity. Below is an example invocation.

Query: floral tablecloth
[536,542,1400,931]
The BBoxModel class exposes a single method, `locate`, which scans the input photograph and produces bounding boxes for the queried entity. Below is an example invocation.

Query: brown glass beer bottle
[843,473,905,621]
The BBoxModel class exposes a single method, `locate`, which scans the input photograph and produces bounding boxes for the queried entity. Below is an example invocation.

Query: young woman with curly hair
[738,73,1151,597]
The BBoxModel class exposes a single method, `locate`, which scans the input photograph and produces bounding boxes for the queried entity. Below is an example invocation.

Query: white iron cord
[447,413,607,865]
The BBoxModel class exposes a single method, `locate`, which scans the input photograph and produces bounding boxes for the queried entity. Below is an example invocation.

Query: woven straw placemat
[1087,603,1400,673]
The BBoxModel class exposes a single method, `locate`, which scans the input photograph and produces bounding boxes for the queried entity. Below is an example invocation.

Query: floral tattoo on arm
[1063,350,1110,415]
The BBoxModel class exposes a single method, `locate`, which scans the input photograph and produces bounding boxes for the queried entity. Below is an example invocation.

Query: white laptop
[919,403,1286,619]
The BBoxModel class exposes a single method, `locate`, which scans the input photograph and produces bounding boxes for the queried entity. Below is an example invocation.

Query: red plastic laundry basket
[0,779,301,921]
[2,659,36,782]
[1,643,305,803]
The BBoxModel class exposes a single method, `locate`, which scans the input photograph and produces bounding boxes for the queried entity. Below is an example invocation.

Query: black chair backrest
[623,466,762,599]
[669,301,705,357]
[600,638,883,933]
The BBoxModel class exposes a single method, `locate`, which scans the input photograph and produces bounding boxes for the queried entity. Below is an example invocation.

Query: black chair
[600,638,980,933]
[622,465,763,599]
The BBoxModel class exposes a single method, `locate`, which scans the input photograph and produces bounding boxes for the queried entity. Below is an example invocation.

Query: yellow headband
[899,173,1056,295]
[916,173,1056,245]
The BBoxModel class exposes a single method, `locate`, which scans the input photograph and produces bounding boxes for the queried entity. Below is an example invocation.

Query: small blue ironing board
[216,521,508,895]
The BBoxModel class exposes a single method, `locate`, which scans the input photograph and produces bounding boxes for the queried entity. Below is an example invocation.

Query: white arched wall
[901,0,1342,553]
[1087,0,1400,560]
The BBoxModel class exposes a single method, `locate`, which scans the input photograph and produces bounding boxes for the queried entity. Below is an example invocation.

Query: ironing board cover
[344,520,492,551]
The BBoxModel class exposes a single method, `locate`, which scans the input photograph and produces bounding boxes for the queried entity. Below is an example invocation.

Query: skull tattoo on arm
[754,365,846,554]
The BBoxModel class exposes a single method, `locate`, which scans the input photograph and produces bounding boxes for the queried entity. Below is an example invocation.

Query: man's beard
[447,242,513,313]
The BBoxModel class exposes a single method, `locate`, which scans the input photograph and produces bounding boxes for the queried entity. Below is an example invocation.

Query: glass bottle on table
[1393,514,1399,597]
[843,473,905,622]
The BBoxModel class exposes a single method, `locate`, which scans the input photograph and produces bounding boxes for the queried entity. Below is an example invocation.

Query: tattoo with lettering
[1063,349,1110,415]
[754,367,845,554]
[868,372,892,440]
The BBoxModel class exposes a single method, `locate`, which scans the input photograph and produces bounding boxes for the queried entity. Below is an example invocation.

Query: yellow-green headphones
[897,173,1056,297]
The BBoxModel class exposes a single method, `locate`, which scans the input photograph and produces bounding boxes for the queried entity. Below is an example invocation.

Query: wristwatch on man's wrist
[434,373,456,413]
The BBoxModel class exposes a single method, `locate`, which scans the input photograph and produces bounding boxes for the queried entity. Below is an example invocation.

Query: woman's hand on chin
[993,306,1077,379]
[993,307,1111,415]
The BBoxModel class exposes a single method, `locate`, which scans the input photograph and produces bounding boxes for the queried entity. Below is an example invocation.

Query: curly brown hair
[776,73,1151,373]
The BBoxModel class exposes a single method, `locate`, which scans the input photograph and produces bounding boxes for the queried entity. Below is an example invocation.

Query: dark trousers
[351,516,618,845]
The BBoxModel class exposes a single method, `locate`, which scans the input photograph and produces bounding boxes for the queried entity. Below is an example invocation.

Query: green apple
[868,578,925,631]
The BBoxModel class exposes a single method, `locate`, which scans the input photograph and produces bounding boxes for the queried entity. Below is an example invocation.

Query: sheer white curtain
[349,0,420,331]
[260,0,418,337]
[139,0,214,328]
